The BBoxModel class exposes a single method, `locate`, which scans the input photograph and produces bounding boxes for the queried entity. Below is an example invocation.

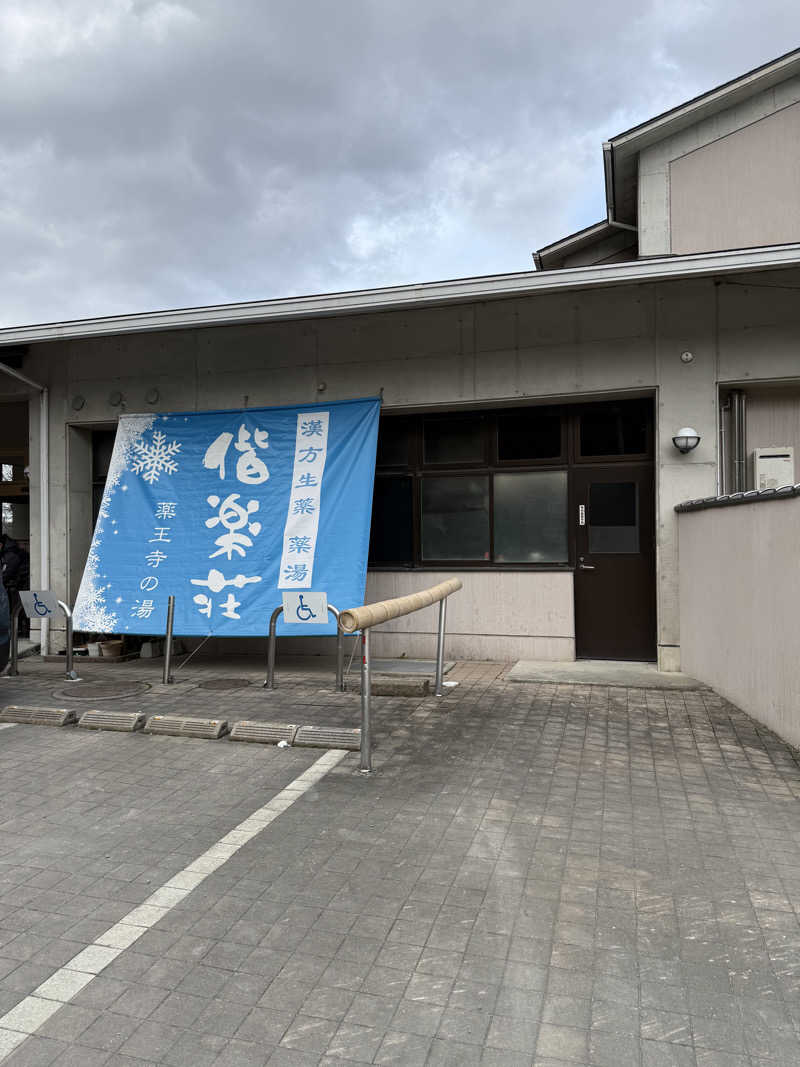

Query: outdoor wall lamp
[672,427,701,453]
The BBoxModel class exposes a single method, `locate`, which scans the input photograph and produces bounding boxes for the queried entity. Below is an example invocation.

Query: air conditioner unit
[752,446,794,490]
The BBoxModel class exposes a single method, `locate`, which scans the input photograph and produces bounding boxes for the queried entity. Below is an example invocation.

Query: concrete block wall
[679,495,800,747]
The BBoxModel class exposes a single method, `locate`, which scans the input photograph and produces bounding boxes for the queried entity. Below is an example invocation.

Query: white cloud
[0,0,797,325]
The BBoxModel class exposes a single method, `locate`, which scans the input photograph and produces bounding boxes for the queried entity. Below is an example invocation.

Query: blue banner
[73,397,380,637]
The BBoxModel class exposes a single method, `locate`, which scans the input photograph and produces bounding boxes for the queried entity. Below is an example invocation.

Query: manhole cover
[197,678,252,691]
[52,681,152,701]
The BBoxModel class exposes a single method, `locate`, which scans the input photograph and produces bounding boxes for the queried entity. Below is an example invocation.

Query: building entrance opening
[572,401,656,661]
[0,402,30,550]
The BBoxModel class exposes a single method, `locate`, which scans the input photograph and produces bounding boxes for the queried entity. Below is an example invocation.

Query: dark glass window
[92,429,116,526]
[498,410,562,461]
[376,418,412,467]
[579,400,649,456]
[92,431,115,479]
[494,472,568,563]
[423,417,485,465]
[589,481,639,553]
[369,477,413,564]
[421,476,489,560]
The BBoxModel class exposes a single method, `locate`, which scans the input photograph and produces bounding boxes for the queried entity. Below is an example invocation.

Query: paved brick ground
[0,657,799,1065]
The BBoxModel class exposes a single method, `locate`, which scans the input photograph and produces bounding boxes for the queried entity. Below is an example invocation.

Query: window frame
[495,405,567,467]
[572,399,654,464]
[419,471,493,564]
[369,400,653,571]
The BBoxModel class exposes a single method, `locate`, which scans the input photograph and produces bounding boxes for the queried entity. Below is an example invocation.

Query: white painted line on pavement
[0,724,17,731]
[0,746,350,1060]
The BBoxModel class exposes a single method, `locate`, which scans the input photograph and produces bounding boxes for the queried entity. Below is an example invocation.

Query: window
[494,471,568,563]
[370,409,569,567]
[421,476,490,560]
[423,417,485,465]
[498,409,562,461]
[588,481,639,553]
[578,399,650,457]
[92,430,116,525]
[376,418,412,467]
[369,476,413,564]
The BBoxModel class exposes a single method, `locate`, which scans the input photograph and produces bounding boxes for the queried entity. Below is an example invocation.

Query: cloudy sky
[0,1,798,327]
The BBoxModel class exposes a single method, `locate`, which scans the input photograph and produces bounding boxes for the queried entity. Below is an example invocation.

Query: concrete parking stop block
[294,725,361,750]
[145,714,228,738]
[0,705,77,726]
[78,709,146,731]
[230,720,298,744]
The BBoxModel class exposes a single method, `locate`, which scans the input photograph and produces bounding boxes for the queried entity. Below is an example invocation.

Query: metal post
[738,390,750,492]
[360,628,372,773]
[336,626,344,693]
[7,603,22,676]
[162,595,175,685]
[434,596,448,696]
[57,601,79,680]
[264,606,283,688]
[328,606,344,692]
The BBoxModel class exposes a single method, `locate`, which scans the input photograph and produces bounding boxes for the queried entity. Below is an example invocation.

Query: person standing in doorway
[1,533,30,637]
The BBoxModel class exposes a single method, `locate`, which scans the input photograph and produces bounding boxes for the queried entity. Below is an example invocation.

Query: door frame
[570,458,657,661]
[567,397,657,661]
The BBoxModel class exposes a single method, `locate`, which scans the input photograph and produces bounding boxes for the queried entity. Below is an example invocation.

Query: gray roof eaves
[2,243,800,347]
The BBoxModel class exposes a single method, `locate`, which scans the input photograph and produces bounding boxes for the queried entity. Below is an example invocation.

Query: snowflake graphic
[131,430,181,484]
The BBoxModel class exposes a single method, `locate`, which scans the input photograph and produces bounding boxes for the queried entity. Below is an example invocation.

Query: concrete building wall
[670,103,800,255]
[639,75,800,256]
[16,266,800,665]
[679,496,800,747]
[745,385,800,486]
[364,570,574,661]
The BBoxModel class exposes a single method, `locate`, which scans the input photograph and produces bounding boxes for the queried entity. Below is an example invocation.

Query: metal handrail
[264,604,344,692]
[7,600,79,680]
[339,578,463,774]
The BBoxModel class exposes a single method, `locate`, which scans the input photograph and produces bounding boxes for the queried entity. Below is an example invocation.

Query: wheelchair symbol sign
[19,590,60,619]
[282,591,327,624]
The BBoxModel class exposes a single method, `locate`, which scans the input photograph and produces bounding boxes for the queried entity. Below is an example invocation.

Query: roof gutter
[1,243,800,346]
[602,142,637,233]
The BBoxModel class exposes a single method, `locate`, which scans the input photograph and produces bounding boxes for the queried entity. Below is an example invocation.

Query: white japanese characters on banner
[73,398,380,637]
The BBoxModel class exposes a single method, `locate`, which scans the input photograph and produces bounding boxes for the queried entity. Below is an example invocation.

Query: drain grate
[78,710,146,732]
[145,715,228,739]
[294,725,361,750]
[0,705,77,727]
[54,681,151,702]
[197,678,252,691]
[230,721,298,744]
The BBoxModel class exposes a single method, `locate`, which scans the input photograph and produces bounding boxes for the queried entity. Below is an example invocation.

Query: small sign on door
[19,590,60,618]
[578,504,586,526]
[282,591,328,624]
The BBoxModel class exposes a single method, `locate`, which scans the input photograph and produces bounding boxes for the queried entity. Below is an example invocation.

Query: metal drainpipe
[718,396,731,495]
[603,142,639,234]
[730,389,747,493]
[0,363,50,655]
